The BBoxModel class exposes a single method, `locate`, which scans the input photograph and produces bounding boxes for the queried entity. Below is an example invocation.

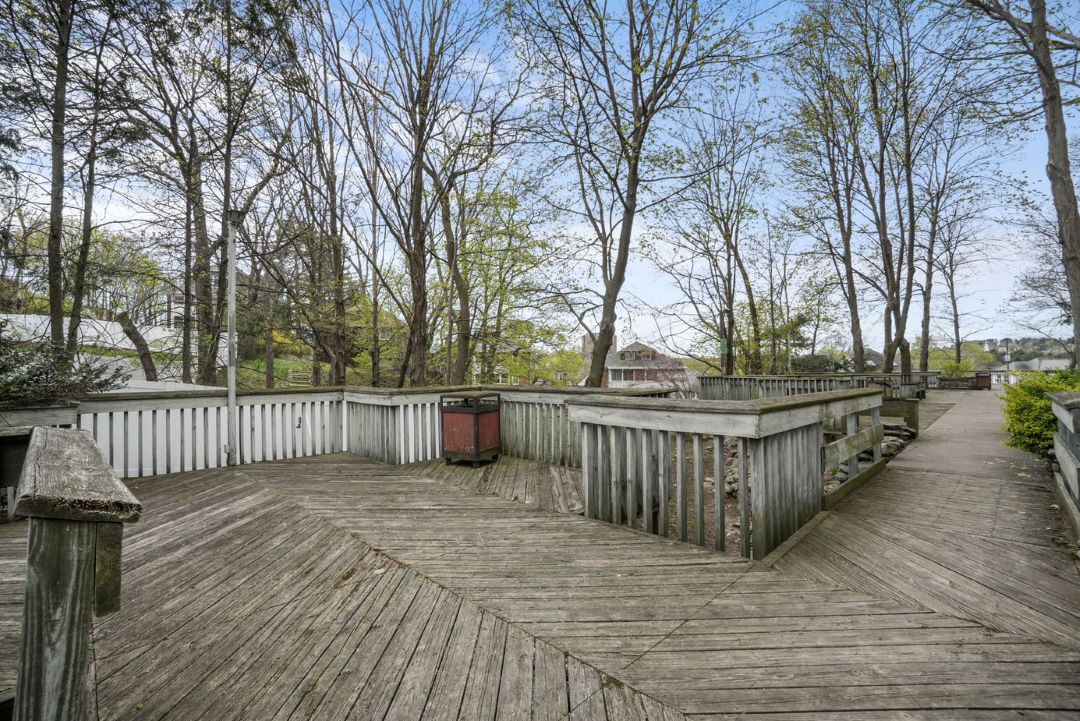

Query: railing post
[13,427,141,721]
[845,413,860,478]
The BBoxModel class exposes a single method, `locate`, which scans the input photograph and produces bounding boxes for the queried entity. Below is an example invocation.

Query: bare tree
[512,0,750,386]
[784,6,868,370]
[650,86,771,373]
[934,201,992,362]
[314,0,522,386]
[961,0,1080,367]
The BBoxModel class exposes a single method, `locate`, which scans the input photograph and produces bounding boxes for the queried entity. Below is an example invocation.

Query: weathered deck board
[240,451,1080,718]
[405,455,584,515]
[773,390,1080,651]
[50,466,650,721]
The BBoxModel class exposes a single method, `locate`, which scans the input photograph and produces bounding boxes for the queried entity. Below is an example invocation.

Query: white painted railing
[77,389,343,478]
[567,389,884,560]
[343,388,445,465]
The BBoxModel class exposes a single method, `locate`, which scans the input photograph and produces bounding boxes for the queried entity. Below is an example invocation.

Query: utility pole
[226,208,246,465]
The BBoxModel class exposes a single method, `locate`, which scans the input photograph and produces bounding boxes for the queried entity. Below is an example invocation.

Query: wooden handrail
[13,426,141,721]
[1049,393,1080,533]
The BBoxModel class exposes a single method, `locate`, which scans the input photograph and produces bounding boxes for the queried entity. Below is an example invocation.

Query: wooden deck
[1,391,1079,718]
[773,390,1080,651]
[402,456,584,515]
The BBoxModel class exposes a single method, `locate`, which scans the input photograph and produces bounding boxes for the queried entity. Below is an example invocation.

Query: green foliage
[791,353,844,373]
[0,329,128,408]
[1002,371,1080,456]
[927,343,995,371]
[939,359,973,379]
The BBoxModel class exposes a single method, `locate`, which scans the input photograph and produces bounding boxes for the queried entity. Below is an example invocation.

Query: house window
[610,369,623,382]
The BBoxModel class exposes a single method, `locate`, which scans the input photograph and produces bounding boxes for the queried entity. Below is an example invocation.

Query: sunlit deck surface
[3,392,1080,719]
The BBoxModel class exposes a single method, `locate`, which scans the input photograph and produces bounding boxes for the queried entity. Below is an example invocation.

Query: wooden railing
[74,384,675,476]
[62,384,892,562]
[1049,392,1080,531]
[567,388,884,560]
[341,385,674,466]
[343,387,447,465]
[700,372,939,401]
[937,371,992,390]
[498,386,672,467]
[77,388,344,478]
[699,375,868,400]
[12,426,141,721]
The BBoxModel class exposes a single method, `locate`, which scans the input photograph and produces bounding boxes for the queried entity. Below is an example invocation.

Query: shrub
[0,324,128,408]
[1002,371,1080,456]
[939,359,973,379]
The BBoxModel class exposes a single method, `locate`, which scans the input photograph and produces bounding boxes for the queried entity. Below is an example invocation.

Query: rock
[883,424,917,440]
[881,437,906,457]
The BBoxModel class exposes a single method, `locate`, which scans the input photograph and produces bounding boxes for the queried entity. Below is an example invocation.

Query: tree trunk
[189,152,217,384]
[404,156,429,386]
[117,312,158,381]
[919,252,935,372]
[265,320,274,389]
[1029,0,1080,366]
[182,189,193,383]
[66,126,96,360]
[733,251,763,374]
[47,0,75,348]
[953,304,962,364]
[585,163,639,387]
[370,196,381,387]
[441,193,471,385]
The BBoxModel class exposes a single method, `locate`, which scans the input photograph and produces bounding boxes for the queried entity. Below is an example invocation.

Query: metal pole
[226,211,242,465]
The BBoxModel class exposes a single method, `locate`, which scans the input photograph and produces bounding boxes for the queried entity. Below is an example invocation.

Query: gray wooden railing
[340,385,674,467]
[66,384,891,563]
[567,389,884,560]
[13,426,141,721]
[1050,392,1080,531]
[74,385,675,476]
[700,373,939,401]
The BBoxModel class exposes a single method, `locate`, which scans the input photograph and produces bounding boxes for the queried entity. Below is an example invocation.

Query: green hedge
[1002,371,1080,456]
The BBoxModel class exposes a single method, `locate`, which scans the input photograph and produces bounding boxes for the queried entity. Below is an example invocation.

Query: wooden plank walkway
[244,455,1080,719]
[773,390,1080,651]
[403,456,584,514]
[0,390,1078,718]
[29,464,673,721]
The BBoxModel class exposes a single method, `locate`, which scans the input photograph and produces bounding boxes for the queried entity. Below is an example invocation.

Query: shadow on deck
[1,391,1079,719]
